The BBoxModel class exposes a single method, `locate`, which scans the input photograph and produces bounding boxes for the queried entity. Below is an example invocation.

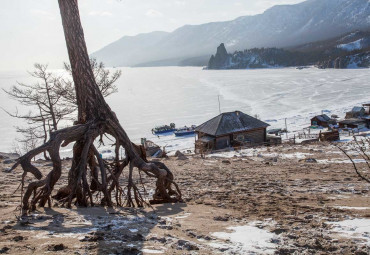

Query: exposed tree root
[10,120,182,215]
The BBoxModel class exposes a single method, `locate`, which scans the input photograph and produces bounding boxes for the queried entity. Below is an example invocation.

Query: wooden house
[363,103,370,115]
[338,119,367,129]
[195,111,269,152]
[311,114,336,127]
[345,106,366,119]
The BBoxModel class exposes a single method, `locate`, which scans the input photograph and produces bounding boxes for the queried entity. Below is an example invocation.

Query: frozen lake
[0,66,369,155]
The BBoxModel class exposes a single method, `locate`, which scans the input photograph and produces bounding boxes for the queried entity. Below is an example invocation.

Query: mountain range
[92,0,370,67]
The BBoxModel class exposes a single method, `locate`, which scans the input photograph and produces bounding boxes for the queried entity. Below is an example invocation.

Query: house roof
[312,114,331,122]
[195,111,269,137]
[352,106,365,113]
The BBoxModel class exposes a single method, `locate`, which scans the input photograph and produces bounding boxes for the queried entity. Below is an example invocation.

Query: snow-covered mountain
[92,0,370,67]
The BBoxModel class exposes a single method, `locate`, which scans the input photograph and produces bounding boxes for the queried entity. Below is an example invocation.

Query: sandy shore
[0,142,369,254]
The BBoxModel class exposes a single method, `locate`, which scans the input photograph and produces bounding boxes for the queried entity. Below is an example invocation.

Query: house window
[236,134,244,141]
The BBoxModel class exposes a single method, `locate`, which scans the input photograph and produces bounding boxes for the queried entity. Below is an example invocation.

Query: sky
[0,0,306,71]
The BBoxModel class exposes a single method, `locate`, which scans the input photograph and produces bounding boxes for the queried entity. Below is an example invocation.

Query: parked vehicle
[152,123,176,135]
[174,125,197,136]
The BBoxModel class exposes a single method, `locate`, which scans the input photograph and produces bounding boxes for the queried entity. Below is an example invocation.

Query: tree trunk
[11,0,181,214]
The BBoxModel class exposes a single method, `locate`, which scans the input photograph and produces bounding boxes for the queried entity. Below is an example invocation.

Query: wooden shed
[338,119,367,129]
[345,106,366,119]
[311,114,336,127]
[195,111,269,152]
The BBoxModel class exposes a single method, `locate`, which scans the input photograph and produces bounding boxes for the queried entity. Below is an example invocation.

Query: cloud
[145,9,163,18]
[89,11,113,17]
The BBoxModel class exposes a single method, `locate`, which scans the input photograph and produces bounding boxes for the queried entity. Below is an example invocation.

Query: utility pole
[218,95,221,114]
[285,118,288,139]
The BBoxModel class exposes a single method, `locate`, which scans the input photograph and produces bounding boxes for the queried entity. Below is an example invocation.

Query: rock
[175,151,188,160]
[48,244,66,251]
[177,155,188,160]
[186,231,197,238]
[12,236,23,242]
[305,158,317,163]
[175,240,199,251]
[0,247,9,254]
[272,228,287,235]
[208,43,230,69]
[3,168,12,173]
[158,225,173,230]
[2,160,14,165]
[213,215,229,221]
[149,236,167,243]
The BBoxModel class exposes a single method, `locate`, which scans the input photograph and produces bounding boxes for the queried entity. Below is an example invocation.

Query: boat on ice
[174,125,197,136]
[152,123,176,135]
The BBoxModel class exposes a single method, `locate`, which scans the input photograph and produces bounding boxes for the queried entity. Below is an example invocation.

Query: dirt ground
[0,142,369,254]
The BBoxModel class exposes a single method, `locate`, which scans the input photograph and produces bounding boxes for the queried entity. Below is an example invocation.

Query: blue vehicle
[174,125,197,136]
[152,123,176,135]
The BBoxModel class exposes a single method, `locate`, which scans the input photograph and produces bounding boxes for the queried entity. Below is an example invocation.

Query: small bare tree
[3,64,75,158]
[334,137,370,183]
[3,61,121,158]
[58,58,121,107]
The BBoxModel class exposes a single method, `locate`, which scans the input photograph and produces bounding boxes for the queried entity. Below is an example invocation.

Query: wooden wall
[232,128,266,143]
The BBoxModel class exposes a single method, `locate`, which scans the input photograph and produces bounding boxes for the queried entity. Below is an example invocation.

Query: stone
[305,158,317,163]
[175,151,188,160]
[48,244,66,251]
[12,236,23,242]
[175,240,199,251]
[213,215,229,221]
[0,247,9,254]
[208,43,230,69]
[2,160,14,165]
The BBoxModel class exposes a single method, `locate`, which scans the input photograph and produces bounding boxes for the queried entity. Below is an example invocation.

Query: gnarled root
[11,120,182,215]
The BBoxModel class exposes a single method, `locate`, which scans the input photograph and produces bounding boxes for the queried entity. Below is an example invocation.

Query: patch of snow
[129,228,138,233]
[328,218,370,245]
[175,213,192,219]
[333,206,370,210]
[317,158,366,164]
[337,39,363,51]
[142,248,164,254]
[210,222,278,254]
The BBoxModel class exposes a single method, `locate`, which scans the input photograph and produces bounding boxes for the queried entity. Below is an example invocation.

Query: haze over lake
[1,66,369,155]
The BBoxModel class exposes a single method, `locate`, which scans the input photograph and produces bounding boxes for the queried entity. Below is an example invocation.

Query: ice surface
[1,67,370,155]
